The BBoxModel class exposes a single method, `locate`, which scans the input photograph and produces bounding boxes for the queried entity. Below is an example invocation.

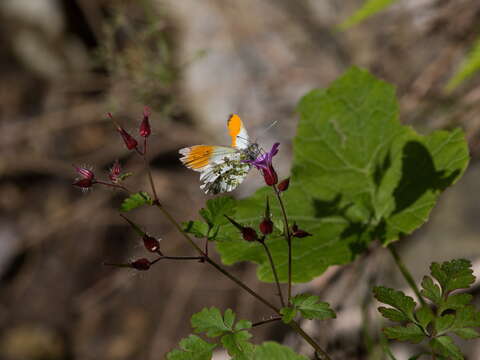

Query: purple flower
[245,142,280,186]
[139,106,151,138]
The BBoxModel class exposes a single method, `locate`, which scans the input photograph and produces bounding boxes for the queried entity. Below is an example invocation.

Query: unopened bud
[277,178,290,192]
[72,165,95,188]
[259,218,273,235]
[262,165,278,186]
[117,126,138,150]
[109,160,122,183]
[131,258,151,271]
[143,235,160,252]
[139,106,151,137]
[242,227,258,242]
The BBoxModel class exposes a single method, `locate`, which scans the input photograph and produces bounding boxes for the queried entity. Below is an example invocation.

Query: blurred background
[0,0,480,359]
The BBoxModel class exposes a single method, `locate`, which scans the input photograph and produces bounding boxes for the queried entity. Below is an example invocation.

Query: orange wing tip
[227,114,242,148]
[179,145,214,170]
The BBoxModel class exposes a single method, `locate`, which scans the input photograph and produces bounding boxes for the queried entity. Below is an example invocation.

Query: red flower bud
[143,235,160,252]
[109,160,122,183]
[277,178,290,192]
[72,165,95,188]
[131,258,151,271]
[73,178,95,188]
[117,126,138,150]
[242,227,258,242]
[262,165,278,186]
[259,218,273,235]
[139,106,151,138]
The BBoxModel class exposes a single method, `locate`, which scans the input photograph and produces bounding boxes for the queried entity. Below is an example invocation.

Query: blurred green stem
[388,244,426,307]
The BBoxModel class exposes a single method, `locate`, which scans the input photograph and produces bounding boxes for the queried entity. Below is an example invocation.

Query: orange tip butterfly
[179,114,261,194]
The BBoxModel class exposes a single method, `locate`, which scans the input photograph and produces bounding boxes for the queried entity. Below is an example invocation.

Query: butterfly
[179,114,261,194]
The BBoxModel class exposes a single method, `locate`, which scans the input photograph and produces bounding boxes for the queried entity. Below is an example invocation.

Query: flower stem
[252,316,282,328]
[273,184,292,303]
[260,240,285,307]
[144,161,330,358]
[143,154,158,202]
[387,244,426,307]
[95,180,131,193]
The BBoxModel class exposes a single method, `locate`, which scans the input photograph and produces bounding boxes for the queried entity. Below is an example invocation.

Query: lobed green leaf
[191,307,234,338]
[383,323,425,343]
[373,286,416,322]
[214,67,468,283]
[430,336,464,360]
[166,335,216,360]
[338,0,398,30]
[421,276,442,305]
[120,192,153,212]
[290,294,336,320]
[430,259,475,294]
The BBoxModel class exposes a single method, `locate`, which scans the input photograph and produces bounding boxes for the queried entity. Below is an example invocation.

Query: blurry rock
[1,324,64,360]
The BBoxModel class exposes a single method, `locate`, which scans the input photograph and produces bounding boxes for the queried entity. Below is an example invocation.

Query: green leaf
[439,293,473,313]
[408,353,429,360]
[120,192,153,212]
[378,307,409,323]
[338,0,398,30]
[253,342,308,360]
[449,305,480,339]
[166,335,216,360]
[182,221,209,238]
[280,307,297,324]
[415,306,434,331]
[290,294,336,320]
[200,196,236,226]
[215,67,468,283]
[430,336,464,360]
[430,259,475,294]
[383,324,425,343]
[446,36,480,92]
[374,287,416,322]
[221,331,255,360]
[191,308,234,338]
[435,314,455,335]
[421,276,442,305]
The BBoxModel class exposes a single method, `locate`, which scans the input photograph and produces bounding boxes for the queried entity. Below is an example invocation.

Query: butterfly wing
[179,145,250,194]
[227,114,250,150]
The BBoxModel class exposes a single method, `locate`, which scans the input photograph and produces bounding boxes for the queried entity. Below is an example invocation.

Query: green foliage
[166,335,216,360]
[375,259,480,358]
[338,0,398,30]
[208,67,468,284]
[183,197,236,240]
[168,307,308,359]
[446,36,480,92]
[120,191,153,212]
[281,294,336,323]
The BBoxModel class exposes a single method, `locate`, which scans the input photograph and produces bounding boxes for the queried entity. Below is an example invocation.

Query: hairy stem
[388,244,426,306]
[260,240,285,307]
[273,185,292,303]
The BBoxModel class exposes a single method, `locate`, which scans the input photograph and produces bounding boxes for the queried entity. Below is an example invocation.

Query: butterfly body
[179,114,261,194]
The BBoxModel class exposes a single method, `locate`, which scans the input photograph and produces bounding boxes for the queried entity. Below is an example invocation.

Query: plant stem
[252,316,282,328]
[288,321,332,360]
[273,185,292,303]
[387,244,426,307]
[260,240,285,307]
[143,154,159,202]
[95,180,131,193]
[145,165,330,358]
[151,256,204,264]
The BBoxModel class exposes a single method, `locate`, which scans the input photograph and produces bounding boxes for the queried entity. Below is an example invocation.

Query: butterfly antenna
[254,120,278,144]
